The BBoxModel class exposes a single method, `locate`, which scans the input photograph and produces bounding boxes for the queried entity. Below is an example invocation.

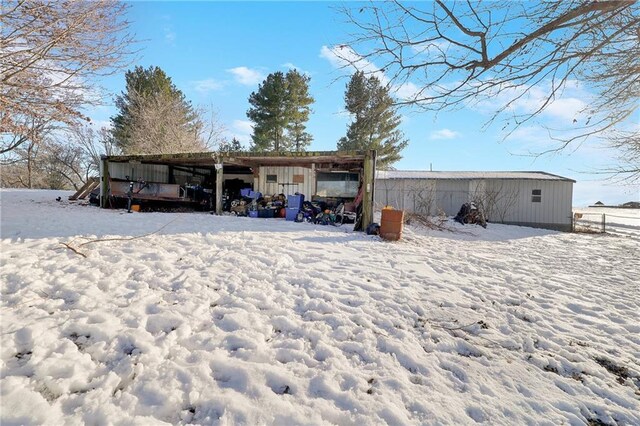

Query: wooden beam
[360,149,376,231]
[215,162,223,214]
[100,156,109,208]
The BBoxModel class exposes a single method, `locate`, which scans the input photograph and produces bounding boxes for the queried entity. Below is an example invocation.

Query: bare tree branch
[336,1,640,177]
[1,0,135,152]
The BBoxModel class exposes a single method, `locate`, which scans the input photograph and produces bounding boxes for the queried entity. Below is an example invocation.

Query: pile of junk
[225,189,358,227]
[453,202,487,228]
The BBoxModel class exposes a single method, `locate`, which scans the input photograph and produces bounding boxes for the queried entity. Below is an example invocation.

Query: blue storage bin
[249,191,262,199]
[287,194,305,208]
[258,209,274,218]
[248,210,258,218]
[286,208,300,221]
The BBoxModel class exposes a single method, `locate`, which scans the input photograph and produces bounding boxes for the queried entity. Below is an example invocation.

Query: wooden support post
[360,149,376,231]
[215,162,223,215]
[100,156,109,208]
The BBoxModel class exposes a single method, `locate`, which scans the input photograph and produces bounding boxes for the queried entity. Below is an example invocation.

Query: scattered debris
[454,202,487,228]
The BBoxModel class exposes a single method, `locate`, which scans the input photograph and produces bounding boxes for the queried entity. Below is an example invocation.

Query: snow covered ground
[1,189,639,425]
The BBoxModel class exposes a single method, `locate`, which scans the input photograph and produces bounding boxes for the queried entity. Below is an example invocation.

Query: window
[266,174,277,183]
[316,172,359,197]
[532,189,542,203]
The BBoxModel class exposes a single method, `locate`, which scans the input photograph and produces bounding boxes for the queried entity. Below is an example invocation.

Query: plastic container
[287,194,305,209]
[248,210,259,218]
[380,208,404,241]
[285,208,300,221]
[258,209,274,218]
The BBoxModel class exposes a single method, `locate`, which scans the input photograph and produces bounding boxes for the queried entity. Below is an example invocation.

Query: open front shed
[100,150,376,230]
[376,170,575,231]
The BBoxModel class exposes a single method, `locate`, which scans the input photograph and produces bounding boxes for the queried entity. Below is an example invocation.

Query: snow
[1,189,639,425]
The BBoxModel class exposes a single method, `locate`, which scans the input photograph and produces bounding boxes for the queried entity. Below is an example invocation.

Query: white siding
[257,166,315,197]
[375,179,437,214]
[434,180,468,215]
[375,177,573,229]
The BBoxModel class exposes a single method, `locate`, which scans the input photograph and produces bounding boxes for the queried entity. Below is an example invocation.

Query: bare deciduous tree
[65,124,118,180]
[472,182,520,223]
[1,0,134,153]
[0,118,55,188]
[602,130,640,183]
[337,1,639,166]
[409,181,436,216]
[44,124,118,189]
[123,90,225,155]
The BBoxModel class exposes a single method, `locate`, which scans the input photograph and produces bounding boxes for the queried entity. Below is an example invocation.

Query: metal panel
[374,176,573,227]
[257,166,314,196]
[434,180,468,215]
[110,181,181,198]
[108,163,169,183]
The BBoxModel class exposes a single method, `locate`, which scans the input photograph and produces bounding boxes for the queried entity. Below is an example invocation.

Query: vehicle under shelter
[99,150,376,231]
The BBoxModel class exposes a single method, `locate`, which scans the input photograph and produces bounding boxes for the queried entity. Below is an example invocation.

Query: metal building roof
[376,170,575,182]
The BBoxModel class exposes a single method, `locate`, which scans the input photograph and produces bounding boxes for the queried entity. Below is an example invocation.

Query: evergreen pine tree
[218,137,243,152]
[337,71,408,168]
[111,66,199,154]
[247,72,289,152]
[247,70,314,152]
[285,70,314,151]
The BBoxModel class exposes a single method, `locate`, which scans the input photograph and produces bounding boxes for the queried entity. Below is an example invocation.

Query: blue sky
[89,1,639,206]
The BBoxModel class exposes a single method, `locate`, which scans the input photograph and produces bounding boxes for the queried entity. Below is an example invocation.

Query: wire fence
[573,211,640,238]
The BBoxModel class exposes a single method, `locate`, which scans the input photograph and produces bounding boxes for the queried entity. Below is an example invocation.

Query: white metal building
[375,171,575,231]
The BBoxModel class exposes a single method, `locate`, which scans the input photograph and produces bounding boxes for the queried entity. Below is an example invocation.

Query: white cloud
[163,24,176,46]
[320,45,388,84]
[320,46,426,103]
[394,82,421,102]
[543,97,587,121]
[227,67,265,86]
[474,81,592,124]
[429,129,460,140]
[233,119,253,135]
[224,119,253,147]
[192,79,224,94]
[281,62,311,76]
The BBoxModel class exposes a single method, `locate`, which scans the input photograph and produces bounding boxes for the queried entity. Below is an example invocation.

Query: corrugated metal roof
[376,170,575,182]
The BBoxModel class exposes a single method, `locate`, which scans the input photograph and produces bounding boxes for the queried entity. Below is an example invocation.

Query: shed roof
[104,150,369,169]
[376,170,575,182]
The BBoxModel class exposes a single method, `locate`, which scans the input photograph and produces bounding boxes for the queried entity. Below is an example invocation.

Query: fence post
[602,214,606,233]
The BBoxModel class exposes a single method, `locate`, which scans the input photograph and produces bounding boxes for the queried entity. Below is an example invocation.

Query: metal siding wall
[486,179,572,225]
[258,166,313,196]
[108,163,169,183]
[435,180,468,215]
[375,177,573,226]
[375,179,402,208]
[374,179,437,213]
